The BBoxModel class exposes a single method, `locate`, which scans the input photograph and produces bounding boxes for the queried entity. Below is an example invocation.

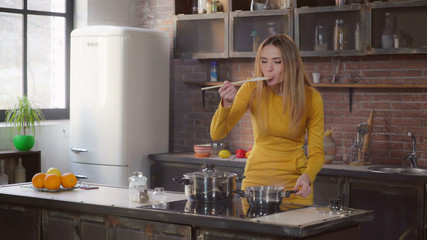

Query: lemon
[218,149,231,158]
[46,167,61,177]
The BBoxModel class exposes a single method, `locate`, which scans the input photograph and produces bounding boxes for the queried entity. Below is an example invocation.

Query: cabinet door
[0,203,41,240]
[174,13,229,59]
[313,175,345,206]
[368,1,427,54]
[230,9,293,58]
[42,209,192,240]
[295,4,367,57]
[348,178,424,240]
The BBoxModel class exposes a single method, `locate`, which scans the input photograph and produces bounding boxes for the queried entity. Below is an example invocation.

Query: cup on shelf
[312,73,321,83]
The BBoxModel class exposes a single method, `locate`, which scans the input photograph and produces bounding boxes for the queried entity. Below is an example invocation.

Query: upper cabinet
[368,0,427,55]
[173,0,427,59]
[295,4,367,57]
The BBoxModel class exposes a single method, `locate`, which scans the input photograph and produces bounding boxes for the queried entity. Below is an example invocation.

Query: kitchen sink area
[368,166,427,176]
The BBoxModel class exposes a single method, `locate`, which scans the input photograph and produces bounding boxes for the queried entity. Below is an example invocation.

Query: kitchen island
[149,152,426,240]
[0,183,372,240]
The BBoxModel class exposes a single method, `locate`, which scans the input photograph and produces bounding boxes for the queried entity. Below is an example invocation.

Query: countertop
[149,152,427,182]
[0,182,373,238]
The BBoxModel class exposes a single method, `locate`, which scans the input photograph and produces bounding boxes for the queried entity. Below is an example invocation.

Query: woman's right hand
[218,81,237,108]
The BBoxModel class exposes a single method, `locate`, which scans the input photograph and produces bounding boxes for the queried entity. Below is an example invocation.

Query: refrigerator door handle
[71,147,88,153]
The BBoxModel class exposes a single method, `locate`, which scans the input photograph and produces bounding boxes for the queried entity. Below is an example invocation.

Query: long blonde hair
[253,34,311,131]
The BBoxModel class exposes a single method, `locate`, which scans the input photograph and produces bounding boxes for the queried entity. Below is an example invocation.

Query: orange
[61,173,77,188]
[46,167,61,177]
[32,172,46,189]
[44,174,61,190]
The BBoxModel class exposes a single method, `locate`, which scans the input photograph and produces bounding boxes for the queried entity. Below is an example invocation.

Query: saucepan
[173,164,244,202]
[234,186,297,209]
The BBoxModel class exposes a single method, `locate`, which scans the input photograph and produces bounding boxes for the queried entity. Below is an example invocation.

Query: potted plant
[5,95,45,151]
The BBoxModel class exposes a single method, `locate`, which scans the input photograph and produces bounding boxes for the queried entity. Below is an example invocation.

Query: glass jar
[152,187,167,203]
[314,25,328,51]
[333,19,349,50]
[267,22,278,36]
[128,172,147,202]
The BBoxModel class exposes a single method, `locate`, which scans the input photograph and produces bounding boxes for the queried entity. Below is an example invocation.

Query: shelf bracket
[349,88,354,113]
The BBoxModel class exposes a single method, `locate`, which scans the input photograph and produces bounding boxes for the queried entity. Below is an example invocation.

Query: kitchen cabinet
[1,150,41,184]
[174,13,229,59]
[173,0,427,59]
[230,9,293,58]
[42,209,191,240]
[348,178,424,240]
[368,1,427,55]
[295,4,368,57]
[0,203,41,240]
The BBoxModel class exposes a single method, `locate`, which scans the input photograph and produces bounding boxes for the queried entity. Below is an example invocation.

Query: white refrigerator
[70,26,170,187]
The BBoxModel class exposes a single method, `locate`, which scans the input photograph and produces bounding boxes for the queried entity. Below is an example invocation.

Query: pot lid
[183,164,237,178]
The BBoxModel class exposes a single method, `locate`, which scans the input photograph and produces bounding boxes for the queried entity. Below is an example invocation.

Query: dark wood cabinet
[41,208,192,240]
[1,150,41,183]
[348,178,424,240]
[0,203,41,240]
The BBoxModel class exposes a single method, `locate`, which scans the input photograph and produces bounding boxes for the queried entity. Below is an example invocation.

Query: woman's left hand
[293,173,311,198]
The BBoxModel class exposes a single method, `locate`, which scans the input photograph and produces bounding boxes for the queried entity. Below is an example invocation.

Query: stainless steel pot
[173,164,242,202]
[184,200,236,216]
[234,186,297,208]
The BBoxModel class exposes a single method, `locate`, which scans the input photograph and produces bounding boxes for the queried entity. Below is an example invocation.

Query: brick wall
[146,1,427,166]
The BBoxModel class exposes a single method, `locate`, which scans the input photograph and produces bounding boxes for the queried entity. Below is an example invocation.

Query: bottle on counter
[0,160,8,185]
[192,0,198,14]
[198,0,207,14]
[355,22,362,51]
[210,61,218,82]
[14,158,26,183]
[381,12,394,48]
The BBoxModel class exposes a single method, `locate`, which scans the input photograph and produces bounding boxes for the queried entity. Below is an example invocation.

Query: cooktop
[138,197,308,219]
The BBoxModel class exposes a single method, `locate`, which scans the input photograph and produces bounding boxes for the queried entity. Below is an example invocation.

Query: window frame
[0,0,73,121]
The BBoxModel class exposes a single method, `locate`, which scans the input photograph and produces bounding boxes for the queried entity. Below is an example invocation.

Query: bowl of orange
[194,144,212,157]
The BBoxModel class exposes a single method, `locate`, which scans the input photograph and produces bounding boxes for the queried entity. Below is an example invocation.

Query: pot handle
[172,177,190,185]
[233,190,246,198]
[282,190,298,198]
[236,175,246,182]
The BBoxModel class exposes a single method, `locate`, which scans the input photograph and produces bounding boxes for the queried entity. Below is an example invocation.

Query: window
[0,0,73,120]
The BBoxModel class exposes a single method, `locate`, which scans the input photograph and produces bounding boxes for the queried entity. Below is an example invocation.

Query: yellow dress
[210,82,325,205]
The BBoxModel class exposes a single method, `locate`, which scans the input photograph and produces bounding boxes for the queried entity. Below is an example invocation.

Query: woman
[210,34,324,205]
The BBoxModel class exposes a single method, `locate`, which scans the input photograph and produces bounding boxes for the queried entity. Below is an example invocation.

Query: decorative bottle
[333,19,349,50]
[210,61,218,82]
[14,158,26,183]
[0,160,8,185]
[250,30,260,52]
[355,22,362,51]
[381,12,393,48]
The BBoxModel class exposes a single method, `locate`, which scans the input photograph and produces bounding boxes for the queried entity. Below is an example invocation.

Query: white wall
[74,0,139,28]
[0,120,70,173]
